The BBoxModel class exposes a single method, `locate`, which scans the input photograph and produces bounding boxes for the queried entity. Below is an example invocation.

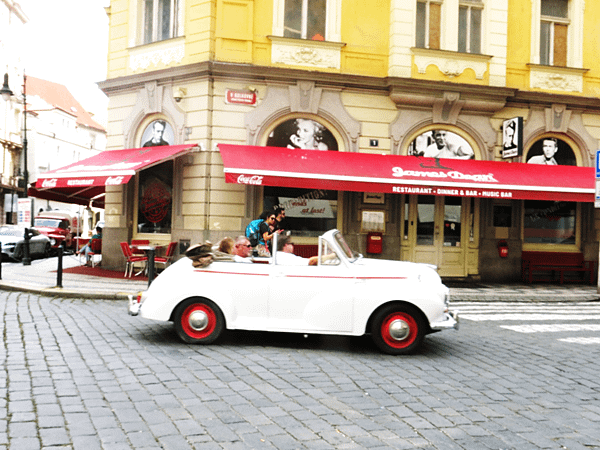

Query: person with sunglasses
[258,211,282,256]
[232,236,253,262]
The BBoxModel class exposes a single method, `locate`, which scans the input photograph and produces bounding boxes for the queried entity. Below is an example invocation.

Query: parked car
[33,211,77,250]
[0,226,52,261]
[129,229,458,354]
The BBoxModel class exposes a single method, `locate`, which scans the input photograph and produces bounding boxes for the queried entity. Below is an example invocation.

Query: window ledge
[129,37,185,72]
[411,48,492,80]
[527,64,589,93]
[268,36,346,70]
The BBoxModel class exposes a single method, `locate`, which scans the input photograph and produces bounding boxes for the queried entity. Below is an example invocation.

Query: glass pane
[264,187,337,237]
[458,6,467,52]
[143,0,154,44]
[417,195,435,246]
[416,2,426,48]
[404,202,409,239]
[138,160,173,234]
[470,8,481,54]
[540,21,551,65]
[284,0,303,38]
[524,201,576,244]
[443,197,462,247]
[307,0,326,40]
[159,0,171,41]
[541,0,568,18]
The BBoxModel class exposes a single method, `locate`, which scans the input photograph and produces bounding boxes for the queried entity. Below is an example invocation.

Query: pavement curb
[0,281,138,300]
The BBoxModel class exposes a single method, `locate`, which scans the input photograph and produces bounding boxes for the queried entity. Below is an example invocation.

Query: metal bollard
[56,245,63,288]
[147,248,155,288]
[22,228,32,266]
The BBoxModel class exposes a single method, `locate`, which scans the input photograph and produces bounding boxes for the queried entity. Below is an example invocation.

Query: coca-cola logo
[105,176,124,186]
[41,178,58,188]
[237,174,263,185]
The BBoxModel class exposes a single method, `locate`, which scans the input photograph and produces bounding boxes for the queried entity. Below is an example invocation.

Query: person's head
[432,130,447,149]
[261,210,277,226]
[542,138,558,159]
[96,226,102,234]
[233,236,252,257]
[274,207,285,222]
[277,235,294,253]
[151,120,166,143]
[217,237,234,254]
[504,121,516,142]
[294,119,324,145]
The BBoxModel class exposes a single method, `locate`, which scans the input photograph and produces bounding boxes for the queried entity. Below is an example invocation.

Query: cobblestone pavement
[1,292,600,449]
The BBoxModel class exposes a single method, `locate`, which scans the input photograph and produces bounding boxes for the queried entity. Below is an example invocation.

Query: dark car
[0,226,52,261]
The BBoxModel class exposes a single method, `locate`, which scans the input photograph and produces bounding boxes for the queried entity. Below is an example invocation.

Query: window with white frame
[540,0,569,66]
[142,0,179,44]
[284,0,326,40]
[458,0,482,54]
[416,0,442,50]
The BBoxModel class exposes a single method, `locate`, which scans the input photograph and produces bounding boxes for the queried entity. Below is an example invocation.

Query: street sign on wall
[596,150,600,208]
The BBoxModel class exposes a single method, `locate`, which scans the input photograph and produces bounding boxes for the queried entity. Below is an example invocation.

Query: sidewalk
[0,254,598,301]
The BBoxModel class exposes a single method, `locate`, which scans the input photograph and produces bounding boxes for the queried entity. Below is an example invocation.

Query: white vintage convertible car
[128,230,458,354]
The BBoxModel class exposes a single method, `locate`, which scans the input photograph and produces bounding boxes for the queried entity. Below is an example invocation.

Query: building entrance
[405,195,476,277]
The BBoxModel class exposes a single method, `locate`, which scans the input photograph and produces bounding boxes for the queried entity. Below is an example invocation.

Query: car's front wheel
[370,304,425,355]
[173,297,224,344]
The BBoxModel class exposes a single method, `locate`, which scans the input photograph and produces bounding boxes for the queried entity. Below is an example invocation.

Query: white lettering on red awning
[67,179,94,186]
[237,174,263,185]
[105,176,125,185]
[392,167,497,183]
[41,178,57,188]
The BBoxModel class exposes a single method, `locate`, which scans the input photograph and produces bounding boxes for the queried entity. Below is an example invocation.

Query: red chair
[88,238,102,268]
[130,239,149,255]
[155,241,177,271]
[120,242,148,277]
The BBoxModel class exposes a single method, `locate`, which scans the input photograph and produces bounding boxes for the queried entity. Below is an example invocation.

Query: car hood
[350,257,442,283]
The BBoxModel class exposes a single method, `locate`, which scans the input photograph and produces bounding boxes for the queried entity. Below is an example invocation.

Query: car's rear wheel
[370,304,425,355]
[173,297,224,344]
[43,243,52,259]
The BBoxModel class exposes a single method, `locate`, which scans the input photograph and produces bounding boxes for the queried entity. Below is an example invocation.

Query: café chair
[120,242,148,278]
[154,241,177,271]
[87,238,102,268]
[130,239,149,255]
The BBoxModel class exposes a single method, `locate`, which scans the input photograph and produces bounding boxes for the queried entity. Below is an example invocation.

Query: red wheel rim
[181,303,216,340]
[380,312,417,349]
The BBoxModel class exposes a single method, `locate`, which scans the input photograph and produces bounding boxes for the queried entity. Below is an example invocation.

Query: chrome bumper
[430,310,459,331]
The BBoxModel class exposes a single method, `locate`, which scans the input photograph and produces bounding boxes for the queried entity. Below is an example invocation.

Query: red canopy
[29,144,198,208]
[218,144,595,202]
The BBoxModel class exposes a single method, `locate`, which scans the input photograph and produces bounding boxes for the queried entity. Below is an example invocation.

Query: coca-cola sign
[237,174,263,185]
[41,178,58,188]
[105,176,125,186]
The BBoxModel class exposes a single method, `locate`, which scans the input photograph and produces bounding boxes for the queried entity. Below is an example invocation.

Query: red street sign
[225,89,257,105]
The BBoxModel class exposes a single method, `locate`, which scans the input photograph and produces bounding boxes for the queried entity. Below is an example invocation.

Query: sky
[20,0,110,126]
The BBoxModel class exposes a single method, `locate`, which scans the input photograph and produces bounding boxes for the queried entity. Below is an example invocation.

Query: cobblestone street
[1,292,600,449]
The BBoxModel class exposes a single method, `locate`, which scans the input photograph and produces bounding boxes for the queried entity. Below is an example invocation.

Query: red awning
[29,144,198,208]
[218,144,595,202]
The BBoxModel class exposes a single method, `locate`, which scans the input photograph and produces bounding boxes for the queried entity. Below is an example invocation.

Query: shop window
[137,160,173,234]
[525,137,576,166]
[142,0,179,45]
[264,187,337,237]
[416,0,442,49]
[540,0,568,66]
[524,200,575,245]
[408,129,474,160]
[458,0,482,54]
[284,0,326,40]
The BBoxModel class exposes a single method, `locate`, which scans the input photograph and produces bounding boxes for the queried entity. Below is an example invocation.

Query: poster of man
[408,130,474,159]
[526,137,576,166]
[141,120,175,147]
[266,118,338,151]
[502,117,523,158]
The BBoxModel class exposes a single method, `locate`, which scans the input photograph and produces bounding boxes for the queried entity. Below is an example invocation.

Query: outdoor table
[133,245,164,287]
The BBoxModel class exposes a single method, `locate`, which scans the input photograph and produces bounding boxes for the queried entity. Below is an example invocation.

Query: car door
[268,243,355,333]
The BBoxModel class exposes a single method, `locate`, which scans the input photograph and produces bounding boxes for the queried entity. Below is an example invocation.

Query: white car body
[129,230,458,354]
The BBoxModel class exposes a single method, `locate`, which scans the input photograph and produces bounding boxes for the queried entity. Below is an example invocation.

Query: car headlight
[50,238,56,246]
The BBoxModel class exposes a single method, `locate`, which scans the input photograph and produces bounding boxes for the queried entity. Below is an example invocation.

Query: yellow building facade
[96,0,600,281]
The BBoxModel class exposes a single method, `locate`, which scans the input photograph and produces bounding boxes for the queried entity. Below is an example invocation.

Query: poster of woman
[267,118,338,151]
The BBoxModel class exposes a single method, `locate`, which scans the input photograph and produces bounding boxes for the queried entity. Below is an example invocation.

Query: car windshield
[333,231,359,262]
[34,219,61,228]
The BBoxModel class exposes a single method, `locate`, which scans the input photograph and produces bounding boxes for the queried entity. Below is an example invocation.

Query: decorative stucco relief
[271,40,341,69]
[129,43,185,71]
[413,53,488,80]
[529,69,583,93]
